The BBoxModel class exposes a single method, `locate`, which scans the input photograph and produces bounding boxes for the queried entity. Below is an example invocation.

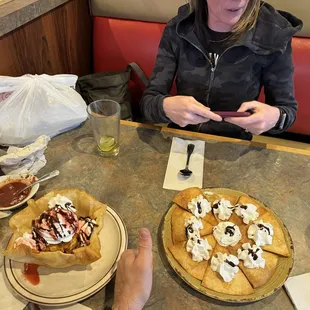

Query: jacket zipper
[177,30,238,132]
[199,63,216,132]
[197,48,233,132]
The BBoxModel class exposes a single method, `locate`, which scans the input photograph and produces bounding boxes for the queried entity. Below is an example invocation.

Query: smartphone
[212,111,251,117]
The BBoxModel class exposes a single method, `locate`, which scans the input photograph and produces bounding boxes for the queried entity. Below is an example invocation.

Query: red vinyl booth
[92,7,310,136]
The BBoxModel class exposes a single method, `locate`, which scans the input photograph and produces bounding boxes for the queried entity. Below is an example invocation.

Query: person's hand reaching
[113,228,153,310]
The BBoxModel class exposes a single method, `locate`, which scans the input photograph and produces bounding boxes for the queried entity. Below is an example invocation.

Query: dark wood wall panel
[0,0,92,76]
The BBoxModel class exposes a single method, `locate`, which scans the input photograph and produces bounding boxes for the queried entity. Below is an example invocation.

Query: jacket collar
[175,2,303,55]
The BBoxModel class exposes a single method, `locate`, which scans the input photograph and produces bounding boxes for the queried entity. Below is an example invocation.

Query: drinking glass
[87,99,120,156]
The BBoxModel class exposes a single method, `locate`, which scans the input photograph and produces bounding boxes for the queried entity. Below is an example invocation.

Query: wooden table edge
[121,120,310,156]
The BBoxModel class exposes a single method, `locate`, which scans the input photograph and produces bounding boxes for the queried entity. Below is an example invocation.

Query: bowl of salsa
[0,174,38,211]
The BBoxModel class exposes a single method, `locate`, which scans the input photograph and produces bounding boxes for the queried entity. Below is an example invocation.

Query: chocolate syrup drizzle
[241,245,261,261]
[29,202,99,251]
[225,225,235,237]
[185,224,194,238]
[212,203,219,210]
[257,223,271,235]
[55,202,76,213]
[225,259,237,268]
[31,207,78,249]
[197,202,202,214]
[248,248,260,261]
[212,201,236,211]
[31,227,48,251]
[78,217,98,246]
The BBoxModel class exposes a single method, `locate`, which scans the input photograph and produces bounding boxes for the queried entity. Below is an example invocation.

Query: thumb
[137,228,152,260]
[237,101,258,112]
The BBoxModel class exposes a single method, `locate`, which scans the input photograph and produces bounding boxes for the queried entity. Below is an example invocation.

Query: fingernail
[139,228,150,239]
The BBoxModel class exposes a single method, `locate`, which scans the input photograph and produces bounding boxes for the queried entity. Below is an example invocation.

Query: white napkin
[0,267,91,310]
[285,273,310,310]
[0,135,50,175]
[163,137,205,191]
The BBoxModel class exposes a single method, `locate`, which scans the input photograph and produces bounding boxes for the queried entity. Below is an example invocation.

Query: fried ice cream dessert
[3,189,106,268]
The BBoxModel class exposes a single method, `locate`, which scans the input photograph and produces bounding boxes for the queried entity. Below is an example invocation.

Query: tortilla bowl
[3,188,107,268]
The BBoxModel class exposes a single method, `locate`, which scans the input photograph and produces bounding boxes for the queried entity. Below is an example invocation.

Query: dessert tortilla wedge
[173,187,203,210]
[237,196,267,219]
[228,224,254,256]
[259,213,289,257]
[239,251,279,288]
[215,194,239,208]
[171,205,213,244]
[212,194,239,223]
[3,189,107,268]
[173,187,217,225]
[234,196,267,227]
[202,244,254,295]
[168,235,216,281]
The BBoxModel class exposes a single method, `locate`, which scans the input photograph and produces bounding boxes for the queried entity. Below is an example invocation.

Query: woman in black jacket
[140,0,303,140]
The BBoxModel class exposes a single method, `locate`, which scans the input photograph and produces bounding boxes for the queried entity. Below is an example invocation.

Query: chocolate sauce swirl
[225,259,237,268]
[257,223,271,235]
[185,224,194,238]
[31,227,47,251]
[78,217,98,246]
[225,225,235,237]
[31,207,78,248]
[212,203,219,210]
[197,202,202,214]
[248,248,260,261]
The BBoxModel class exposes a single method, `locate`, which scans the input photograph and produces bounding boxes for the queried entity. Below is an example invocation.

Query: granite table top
[0,121,309,309]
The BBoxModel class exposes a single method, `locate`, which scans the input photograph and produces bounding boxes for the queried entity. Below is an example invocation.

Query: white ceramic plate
[0,174,39,211]
[3,207,128,306]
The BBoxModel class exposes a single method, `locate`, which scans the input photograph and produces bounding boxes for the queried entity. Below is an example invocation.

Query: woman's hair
[190,0,261,41]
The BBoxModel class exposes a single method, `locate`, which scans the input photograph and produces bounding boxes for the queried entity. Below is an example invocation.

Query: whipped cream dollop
[13,195,98,252]
[78,217,98,246]
[237,243,265,269]
[248,220,274,246]
[32,207,79,249]
[14,232,37,250]
[48,194,76,213]
[213,222,241,247]
[234,204,259,224]
[186,234,212,262]
[188,195,211,218]
[185,216,203,238]
[212,199,234,220]
[211,252,239,282]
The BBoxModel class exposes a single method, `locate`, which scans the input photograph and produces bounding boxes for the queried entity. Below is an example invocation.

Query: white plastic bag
[0,74,87,146]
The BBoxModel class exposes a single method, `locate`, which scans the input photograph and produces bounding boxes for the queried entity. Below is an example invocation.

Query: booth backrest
[91,0,310,135]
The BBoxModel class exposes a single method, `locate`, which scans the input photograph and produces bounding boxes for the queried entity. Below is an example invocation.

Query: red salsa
[24,263,40,285]
[0,182,31,207]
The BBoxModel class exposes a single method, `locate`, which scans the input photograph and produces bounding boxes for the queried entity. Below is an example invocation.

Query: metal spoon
[179,144,195,177]
[14,170,60,196]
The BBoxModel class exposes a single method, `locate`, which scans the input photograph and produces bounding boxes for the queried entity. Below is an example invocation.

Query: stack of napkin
[285,273,310,310]
[163,137,205,191]
[0,135,50,175]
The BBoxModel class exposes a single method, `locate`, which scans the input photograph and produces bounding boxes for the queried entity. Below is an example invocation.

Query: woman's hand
[163,96,222,127]
[113,228,153,310]
[225,101,280,135]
